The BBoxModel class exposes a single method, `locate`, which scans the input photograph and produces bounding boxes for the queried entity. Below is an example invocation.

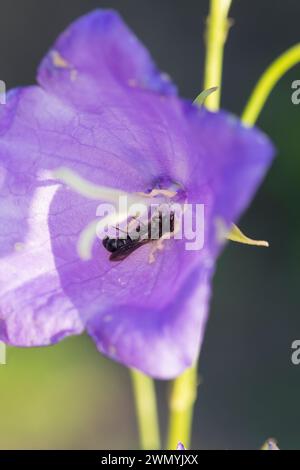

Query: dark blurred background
[0,0,300,450]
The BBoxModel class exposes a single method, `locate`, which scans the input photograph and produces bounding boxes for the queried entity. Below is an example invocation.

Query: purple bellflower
[0,10,274,378]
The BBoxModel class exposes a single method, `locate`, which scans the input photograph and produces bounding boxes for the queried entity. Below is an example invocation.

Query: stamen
[77,219,99,261]
[52,167,140,204]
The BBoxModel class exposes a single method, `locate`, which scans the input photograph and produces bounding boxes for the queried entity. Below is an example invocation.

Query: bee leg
[148,213,180,264]
[148,242,160,264]
[148,232,173,264]
[127,212,143,232]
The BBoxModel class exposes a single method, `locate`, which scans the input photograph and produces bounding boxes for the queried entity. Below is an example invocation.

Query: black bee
[103,211,175,261]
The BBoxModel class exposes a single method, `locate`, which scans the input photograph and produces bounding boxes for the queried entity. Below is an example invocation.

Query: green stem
[203,0,233,110]
[167,365,198,449]
[167,0,232,450]
[242,43,300,126]
[130,369,161,450]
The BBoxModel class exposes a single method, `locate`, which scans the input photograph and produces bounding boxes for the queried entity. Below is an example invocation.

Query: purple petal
[38,10,176,113]
[85,261,212,379]
[0,10,275,376]
[185,108,274,255]
[0,87,273,372]
[0,183,84,345]
[46,110,273,378]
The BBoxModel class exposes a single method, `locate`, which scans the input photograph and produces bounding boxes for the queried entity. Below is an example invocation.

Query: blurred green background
[0,0,300,450]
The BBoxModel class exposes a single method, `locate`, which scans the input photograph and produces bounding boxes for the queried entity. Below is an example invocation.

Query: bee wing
[109,239,149,261]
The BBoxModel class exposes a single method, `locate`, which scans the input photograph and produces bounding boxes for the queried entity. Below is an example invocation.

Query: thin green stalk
[242,43,300,126]
[130,369,160,450]
[203,0,233,110]
[167,0,232,450]
[167,365,198,449]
